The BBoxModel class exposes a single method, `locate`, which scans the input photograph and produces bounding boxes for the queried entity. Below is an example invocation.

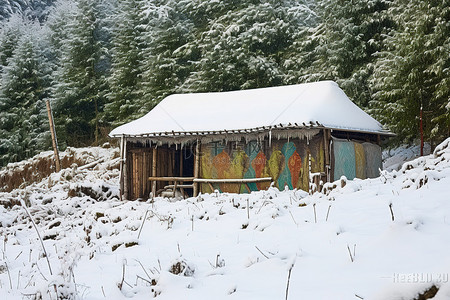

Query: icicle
[269,129,272,148]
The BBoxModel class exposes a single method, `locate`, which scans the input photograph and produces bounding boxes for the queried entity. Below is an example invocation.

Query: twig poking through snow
[247,198,250,219]
[118,260,126,291]
[347,245,354,262]
[285,261,295,300]
[288,210,298,226]
[135,259,152,282]
[389,203,395,221]
[20,200,53,276]
[137,209,149,239]
[326,205,331,222]
[313,203,317,223]
[255,246,269,259]
[5,262,12,289]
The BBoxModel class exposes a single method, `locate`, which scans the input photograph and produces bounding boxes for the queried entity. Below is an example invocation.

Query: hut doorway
[177,147,195,178]
[173,147,195,197]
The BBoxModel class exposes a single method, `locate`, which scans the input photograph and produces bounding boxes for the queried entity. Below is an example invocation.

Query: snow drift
[1,138,450,299]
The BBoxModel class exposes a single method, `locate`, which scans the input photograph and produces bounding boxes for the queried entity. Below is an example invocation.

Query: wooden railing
[148,176,273,197]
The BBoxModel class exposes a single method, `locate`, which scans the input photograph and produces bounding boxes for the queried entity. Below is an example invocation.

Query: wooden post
[152,147,157,196]
[193,142,200,196]
[123,138,129,200]
[119,136,125,201]
[45,100,61,172]
[323,129,331,183]
[179,149,184,176]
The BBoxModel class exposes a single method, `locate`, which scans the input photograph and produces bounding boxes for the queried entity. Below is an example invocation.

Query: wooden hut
[110,81,393,200]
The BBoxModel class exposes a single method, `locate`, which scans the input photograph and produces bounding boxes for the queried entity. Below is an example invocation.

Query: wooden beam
[164,184,194,189]
[193,142,200,196]
[193,177,272,184]
[148,176,195,182]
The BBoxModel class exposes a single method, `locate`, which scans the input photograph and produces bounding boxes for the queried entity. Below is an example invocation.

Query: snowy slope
[1,139,450,299]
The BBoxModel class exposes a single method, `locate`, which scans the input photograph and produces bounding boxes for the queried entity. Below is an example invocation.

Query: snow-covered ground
[1,140,450,300]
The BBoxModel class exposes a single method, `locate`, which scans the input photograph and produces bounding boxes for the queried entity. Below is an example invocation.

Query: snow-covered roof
[110,81,392,139]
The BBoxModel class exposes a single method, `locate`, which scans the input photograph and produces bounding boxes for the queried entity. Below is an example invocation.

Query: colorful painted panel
[333,139,356,181]
[363,142,382,178]
[354,142,366,179]
[332,138,382,181]
[199,133,325,193]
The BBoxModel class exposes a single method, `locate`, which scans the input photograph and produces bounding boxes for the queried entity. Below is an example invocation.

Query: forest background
[0,0,448,167]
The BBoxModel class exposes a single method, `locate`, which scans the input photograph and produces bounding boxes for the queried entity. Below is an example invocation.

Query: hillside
[0,139,450,299]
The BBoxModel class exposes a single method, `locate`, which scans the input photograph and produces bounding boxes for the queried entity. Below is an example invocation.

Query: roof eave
[110,124,395,140]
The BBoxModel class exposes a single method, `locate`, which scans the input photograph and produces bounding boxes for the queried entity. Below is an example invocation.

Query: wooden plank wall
[126,144,177,200]
[128,148,153,200]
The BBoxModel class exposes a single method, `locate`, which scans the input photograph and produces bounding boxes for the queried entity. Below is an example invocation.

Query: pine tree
[0,0,56,23]
[139,0,197,109]
[291,0,393,107]
[0,13,26,74]
[51,0,109,147]
[0,20,52,166]
[103,0,146,127]
[371,0,450,145]
[181,0,316,92]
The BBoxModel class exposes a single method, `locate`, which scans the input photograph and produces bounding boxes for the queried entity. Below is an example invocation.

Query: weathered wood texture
[45,100,61,172]
[193,142,200,196]
[193,178,272,183]
[127,145,178,200]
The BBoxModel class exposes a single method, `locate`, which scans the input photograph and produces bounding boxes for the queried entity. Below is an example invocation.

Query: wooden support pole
[45,100,61,172]
[193,142,200,196]
[173,180,178,198]
[179,149,184,176]
[152,147,157,196]
[123,139,128,200]
[119,136,125,201]
[323,129,331,183]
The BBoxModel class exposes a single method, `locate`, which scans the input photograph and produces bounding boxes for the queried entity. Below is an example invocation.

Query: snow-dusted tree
[0,13,26,75]
[51,0,109,147]
[139,0,197,110]
[290,0,393,107]
[371,0,450,145]
[0,0,56,23]
[181,0,316,92]
[103,0,146,127]
[0,20,52,166]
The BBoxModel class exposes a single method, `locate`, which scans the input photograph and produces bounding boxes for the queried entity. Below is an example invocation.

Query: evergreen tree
[0,0,56,23]
[290,0,393,107]
[103,0,146,127]
[51,0,109,147]
[181,0,316,92]
[0,13,26,74]
[139,0,197,110]
[0,20,52,166]
[371,0,450,145]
